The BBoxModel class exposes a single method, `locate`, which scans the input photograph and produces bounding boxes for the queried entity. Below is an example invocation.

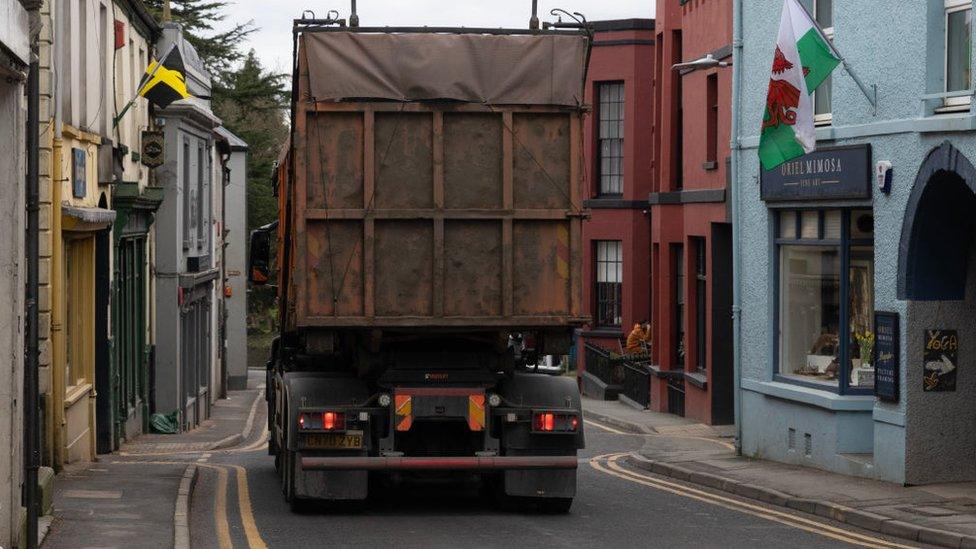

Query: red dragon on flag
[761,47,803,131]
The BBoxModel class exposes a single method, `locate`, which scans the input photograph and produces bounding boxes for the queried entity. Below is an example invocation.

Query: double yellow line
[589,453,917,549]
[202,462,267,549]
[113,459,268,549]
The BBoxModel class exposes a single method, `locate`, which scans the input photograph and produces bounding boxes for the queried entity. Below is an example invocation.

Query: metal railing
[584,343,623,386]
[667,377,685,417]
[621,361,652,409]
[585,343,652,408]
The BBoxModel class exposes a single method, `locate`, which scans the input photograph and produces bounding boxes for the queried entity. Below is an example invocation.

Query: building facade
[153,22,220,430]
[734,0,976,484]
[0,1,30,544]
[649,0,734,424]
[104,0,161,454]
[36,0,159,467]
[579,19,656,397]
[216,127,249,391]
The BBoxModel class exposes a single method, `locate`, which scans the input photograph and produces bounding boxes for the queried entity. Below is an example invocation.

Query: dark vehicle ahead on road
[250,13,590,513]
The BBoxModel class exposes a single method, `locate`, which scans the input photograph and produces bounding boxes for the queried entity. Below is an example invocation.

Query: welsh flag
[758,0,841,171]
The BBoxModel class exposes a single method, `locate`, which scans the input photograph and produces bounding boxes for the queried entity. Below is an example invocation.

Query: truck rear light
[532,412,579,433]
[535,412,555,432]
[298,412,322,430]
[323,411,345,430]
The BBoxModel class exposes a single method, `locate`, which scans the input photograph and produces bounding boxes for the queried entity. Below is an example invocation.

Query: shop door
[710,223,734,425]
[95,230,112,453]
[113,237,146,445]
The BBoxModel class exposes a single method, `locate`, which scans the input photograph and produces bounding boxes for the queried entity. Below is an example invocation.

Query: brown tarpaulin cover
[302,31,588,106]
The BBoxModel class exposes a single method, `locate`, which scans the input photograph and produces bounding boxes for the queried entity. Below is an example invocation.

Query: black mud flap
[295,455,369,501]
[504,468,576,499]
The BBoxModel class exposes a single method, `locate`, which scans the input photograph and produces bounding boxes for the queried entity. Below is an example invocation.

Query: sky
[218,1,655,74]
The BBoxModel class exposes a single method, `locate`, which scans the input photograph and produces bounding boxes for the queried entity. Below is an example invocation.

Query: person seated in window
[626,320,652,355]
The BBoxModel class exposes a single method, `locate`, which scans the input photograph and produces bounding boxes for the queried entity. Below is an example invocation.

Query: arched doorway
[897,141,976,484]
[899,141,976,301]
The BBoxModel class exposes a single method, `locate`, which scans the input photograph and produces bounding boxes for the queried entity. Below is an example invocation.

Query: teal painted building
[733,0,976,484]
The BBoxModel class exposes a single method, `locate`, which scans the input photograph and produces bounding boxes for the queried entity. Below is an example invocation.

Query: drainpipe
[51,0,65,470]
[23,0,42,546]
[730,0,744,455]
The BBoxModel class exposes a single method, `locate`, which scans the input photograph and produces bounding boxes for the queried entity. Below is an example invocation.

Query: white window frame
[813,0,834,126]
[943,0,973,110]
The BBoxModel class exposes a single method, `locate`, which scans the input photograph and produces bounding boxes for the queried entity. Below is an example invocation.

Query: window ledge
[701,161,717,171]
[581,328,623,339]
[685,371,707,389]
[65,383,93,407]
[648,364,684,380]
[741,378,874,412]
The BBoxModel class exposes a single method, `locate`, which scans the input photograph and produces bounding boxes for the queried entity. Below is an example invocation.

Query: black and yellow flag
[139,46,191,109]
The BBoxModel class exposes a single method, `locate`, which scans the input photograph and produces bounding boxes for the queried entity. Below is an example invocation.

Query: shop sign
[873,312,899,402]
[141,130,165,168]
[760,144,872,202]
[923,329,958,392]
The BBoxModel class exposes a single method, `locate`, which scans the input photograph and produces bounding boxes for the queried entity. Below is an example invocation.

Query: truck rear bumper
[300,455,578,471]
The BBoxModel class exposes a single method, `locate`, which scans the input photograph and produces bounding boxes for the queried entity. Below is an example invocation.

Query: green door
[113,236,147,446]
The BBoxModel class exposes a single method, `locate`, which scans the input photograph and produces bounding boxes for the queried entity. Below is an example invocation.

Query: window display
[776,209,874,393]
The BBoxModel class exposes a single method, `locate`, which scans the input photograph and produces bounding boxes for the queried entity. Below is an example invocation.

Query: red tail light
[533,412,579,433]
[323,411,345,430]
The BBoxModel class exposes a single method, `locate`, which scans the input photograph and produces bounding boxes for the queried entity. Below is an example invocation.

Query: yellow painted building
[39,0,159,468]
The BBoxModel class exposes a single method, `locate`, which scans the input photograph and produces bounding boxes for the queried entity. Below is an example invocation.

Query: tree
[212,50,287,234]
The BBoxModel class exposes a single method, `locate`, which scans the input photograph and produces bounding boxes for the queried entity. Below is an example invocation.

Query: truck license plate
[304,433,363,449]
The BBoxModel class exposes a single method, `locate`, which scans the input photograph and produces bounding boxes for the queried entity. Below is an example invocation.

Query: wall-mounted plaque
[874,312,899,402]
[761,144,872,202]
[923,329,957,392]
[141,130,165,168]
[72,147,86,199]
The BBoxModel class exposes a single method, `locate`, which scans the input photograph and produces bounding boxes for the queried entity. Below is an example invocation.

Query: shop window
[776,209,875,393]
[595,240,623,327]
[694,238,707,371]
[944,0,972,110]
[674,244,686,367]
[597,82,624,196]
[64,238,94,390]
[813,0,834,125]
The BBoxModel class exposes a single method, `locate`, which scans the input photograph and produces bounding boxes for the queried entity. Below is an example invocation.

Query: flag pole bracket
[840,57,877,115]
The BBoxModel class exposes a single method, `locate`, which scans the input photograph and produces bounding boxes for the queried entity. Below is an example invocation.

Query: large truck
[249,12,591,512]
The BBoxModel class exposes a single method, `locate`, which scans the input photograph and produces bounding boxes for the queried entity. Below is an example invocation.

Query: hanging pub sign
[923,329,958,392]
[141,130,165,168]
[874,312,899,402]
[760,144,872,201]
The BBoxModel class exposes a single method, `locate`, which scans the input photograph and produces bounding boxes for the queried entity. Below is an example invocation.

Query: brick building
[650,0,734,424]
[579,19,656,394]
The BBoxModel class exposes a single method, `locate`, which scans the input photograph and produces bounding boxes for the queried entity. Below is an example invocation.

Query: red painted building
[650,0,734,424]
[578,19,656,397]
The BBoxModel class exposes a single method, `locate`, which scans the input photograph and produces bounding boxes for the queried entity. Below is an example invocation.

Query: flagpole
[113,43,177,128]
[792,0,877,113]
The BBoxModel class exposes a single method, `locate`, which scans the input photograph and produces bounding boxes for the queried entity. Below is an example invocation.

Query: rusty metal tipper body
[260,18,590,513]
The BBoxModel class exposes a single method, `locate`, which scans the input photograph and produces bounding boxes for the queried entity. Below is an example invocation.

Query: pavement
[583,395,976,549]
[41,372,265,549]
